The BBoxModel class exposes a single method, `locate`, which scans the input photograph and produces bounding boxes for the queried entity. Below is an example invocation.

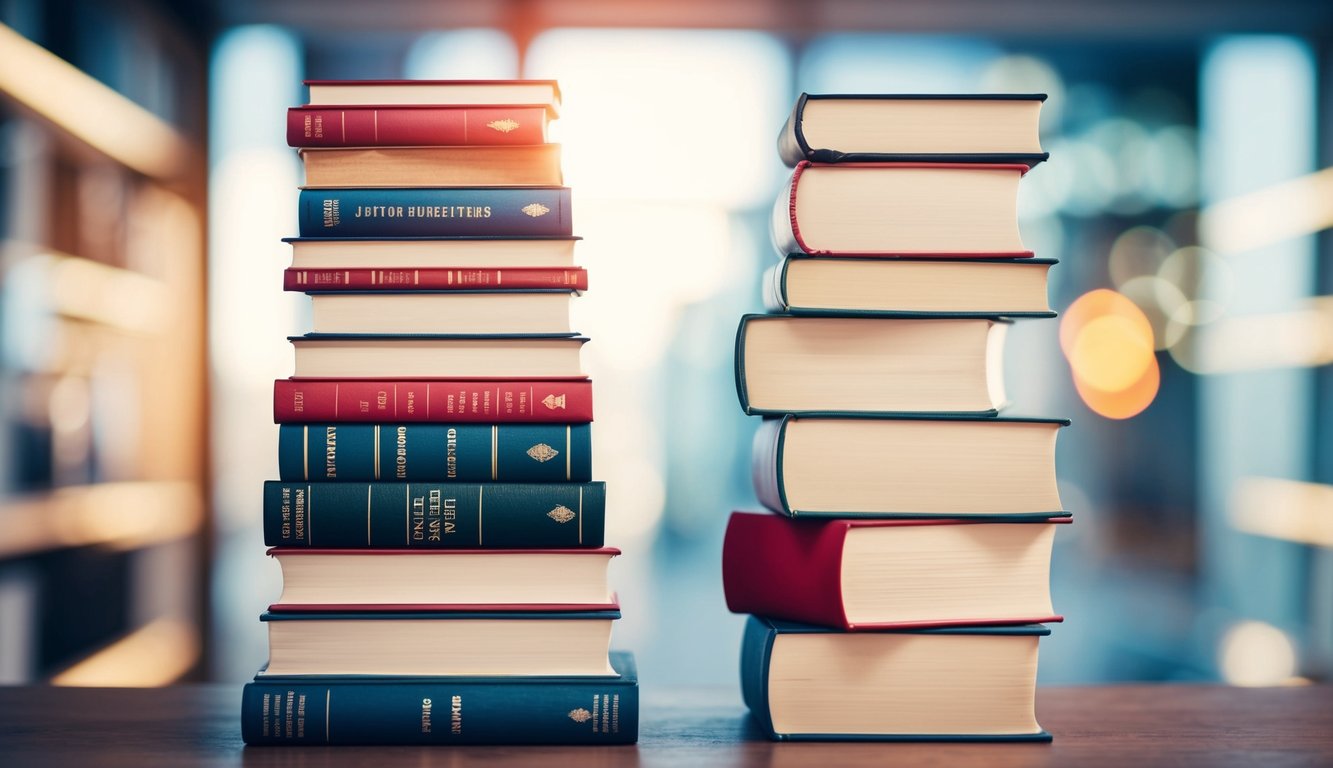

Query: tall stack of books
[241,79,638,746]
[723,93,1070,741]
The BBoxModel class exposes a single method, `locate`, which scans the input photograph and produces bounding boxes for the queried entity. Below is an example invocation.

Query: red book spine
[722,511,852,629]
[286,106,547,147]
[274,379,593,423]
[284,267,587,291]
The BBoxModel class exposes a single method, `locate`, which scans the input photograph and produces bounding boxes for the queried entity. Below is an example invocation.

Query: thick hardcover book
[261,609,619,676]
[752,414,1071,519]
[273,378,594,424]
[304,80,561,113]
[289,333,587,379]
[263,480,605,548]
[734,314,1008,416]
[241,651,638,745]
[285,266,587,291]
[764,256,1055,317]
[722,512,1067,629]
[777,93,1048,167]
[301,145,563,188]
[287,105,551,147]
[278,423,592,482]
[771,162,1030,258]
[741,617,1050,741]
[297,187,572,238]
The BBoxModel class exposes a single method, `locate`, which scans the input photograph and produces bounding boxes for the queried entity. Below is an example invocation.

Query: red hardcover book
[273,378,593,423]
[286,105,550,147]
[722,512,1067,630]
[283,266,587,291]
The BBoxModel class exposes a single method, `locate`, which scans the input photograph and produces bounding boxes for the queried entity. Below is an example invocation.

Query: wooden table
[0,684,1330,767]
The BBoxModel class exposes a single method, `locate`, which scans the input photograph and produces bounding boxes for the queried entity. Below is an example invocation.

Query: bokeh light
[1219,620,1298,687]
[1061,289,1160,419]
[1108,226,1176,289]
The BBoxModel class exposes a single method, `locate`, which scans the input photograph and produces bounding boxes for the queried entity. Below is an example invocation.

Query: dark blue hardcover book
[262,480,605,548]
[278,423,592,483]
[741,616,1052,741]
[241,650,639,745]
[298,187,572,237]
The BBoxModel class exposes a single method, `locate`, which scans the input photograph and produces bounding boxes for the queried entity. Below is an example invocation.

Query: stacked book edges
[725,92,1068,742]
[242,79,637,747]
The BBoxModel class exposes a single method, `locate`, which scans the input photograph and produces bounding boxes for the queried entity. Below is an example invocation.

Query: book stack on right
[723,93,1071,742]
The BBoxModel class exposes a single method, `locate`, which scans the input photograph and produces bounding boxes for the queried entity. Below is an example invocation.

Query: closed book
[263,480,605,548]
[240,651,639,745]
[304,80,561,113]
[284,266,587,292]
[722,512,1066,629]
[307,290,576,335]
[764,256,1054,317]
[267,547,617,610]
[298,187,572,238]
[272,378,594,424]
[778,93,1047,167]
[771,162,1030,257]
[278,423,592,482]
[734,314,1007,416]
[301,145,563,187]
[289,334,587,379]
[261,609,618,677]
[753,414,1069,519]
[285,236,580,269]
[741,617,1050,741]
[287,105,551,147]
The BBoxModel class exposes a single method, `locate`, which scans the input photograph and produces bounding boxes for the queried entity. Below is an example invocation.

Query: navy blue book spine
[297,188,572,237]
[262,480,606,548]
[241,676,638,745]
[278,423,592,482]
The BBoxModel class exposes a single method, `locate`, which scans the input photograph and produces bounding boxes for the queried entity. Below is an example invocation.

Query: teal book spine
[241,652,639,745]
[297,187,572,237]
[277,423,592,482]
[262,480,605,548]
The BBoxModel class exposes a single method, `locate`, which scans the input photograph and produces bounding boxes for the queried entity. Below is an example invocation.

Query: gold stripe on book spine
[366,485,372,546]
[478,486,484,545]
[373,425,380,480]
[578,485,583,544]
[565,426,571,480]
[491,426,498,480]
[302,426,309,480]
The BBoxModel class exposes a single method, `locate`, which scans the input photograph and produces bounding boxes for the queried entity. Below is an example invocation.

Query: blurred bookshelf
[0,3,207,685]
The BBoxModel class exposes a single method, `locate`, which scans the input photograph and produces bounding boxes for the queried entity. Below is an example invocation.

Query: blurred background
[0,0,1331,690]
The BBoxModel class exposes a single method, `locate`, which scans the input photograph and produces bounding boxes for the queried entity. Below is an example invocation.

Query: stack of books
[241,79,638,746]
[723,93,1070,741]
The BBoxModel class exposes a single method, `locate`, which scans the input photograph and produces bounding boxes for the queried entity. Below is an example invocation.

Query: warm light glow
[1072,355,1159,420]
[51,618,198,687]
[1061,289,1160,419]
[0,481,202,558]
[1231,477,1333,547]
[1219,620,1298,687]
[1200,166,1333,255]
[1169,298,1333,373]
[0,23,191,179]
[1108,226,1175,289]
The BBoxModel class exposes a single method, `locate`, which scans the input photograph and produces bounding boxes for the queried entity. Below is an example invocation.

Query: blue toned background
[1,1,1331,690]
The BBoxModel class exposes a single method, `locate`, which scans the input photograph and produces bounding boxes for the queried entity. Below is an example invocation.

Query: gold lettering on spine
[405,484,410,545]
[307,485,313,544]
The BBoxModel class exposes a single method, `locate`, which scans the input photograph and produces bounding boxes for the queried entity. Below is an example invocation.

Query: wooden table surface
[0,684,1330,767]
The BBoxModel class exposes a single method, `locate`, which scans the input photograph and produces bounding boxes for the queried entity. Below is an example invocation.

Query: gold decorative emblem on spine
[527,443,559,463]
[568,708,592,723]
[522,203,550,218]
[486,119,520,133]
[542,394,566,410]
[548,505,575,524]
